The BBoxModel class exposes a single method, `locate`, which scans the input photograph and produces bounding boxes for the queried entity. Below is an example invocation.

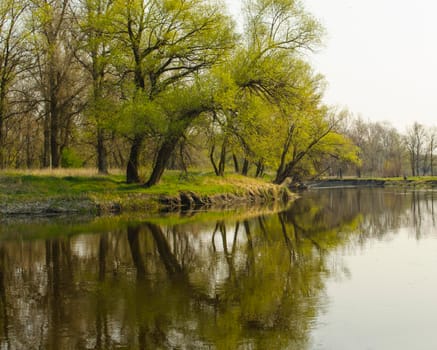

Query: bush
[61,148,83,168]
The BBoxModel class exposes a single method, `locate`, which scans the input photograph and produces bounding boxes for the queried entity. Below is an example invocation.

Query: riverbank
[304,177,437,189]
[0,171,293,216]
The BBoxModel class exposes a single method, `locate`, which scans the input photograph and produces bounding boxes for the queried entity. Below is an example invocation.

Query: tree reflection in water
[0,188,434,349]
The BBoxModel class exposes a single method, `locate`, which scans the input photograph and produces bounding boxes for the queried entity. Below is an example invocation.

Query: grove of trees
[336,117,437,179]
[0,0,433,184]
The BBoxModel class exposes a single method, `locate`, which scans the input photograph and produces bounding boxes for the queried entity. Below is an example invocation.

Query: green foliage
[61,148,84,168]
[199,0,349,182]
[118,91,165,137]
[1,0,364,186]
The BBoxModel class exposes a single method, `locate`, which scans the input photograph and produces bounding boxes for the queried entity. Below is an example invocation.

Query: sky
[224,0,437,131]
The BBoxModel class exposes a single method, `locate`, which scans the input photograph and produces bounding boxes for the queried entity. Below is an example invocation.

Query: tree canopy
[8,0,422,184]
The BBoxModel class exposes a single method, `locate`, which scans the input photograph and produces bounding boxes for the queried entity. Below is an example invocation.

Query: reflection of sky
[190,224,249,296]
[311,227,437,349]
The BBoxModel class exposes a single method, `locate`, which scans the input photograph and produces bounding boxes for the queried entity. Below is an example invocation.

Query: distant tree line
[328,117,437,178]
[0,0,429,185]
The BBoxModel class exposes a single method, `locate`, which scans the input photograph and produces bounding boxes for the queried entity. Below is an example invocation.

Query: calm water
[1,188,437,349]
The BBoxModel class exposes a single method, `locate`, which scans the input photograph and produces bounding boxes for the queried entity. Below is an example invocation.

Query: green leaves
[200,0,360,182]
[0,0,360,183]
[118,91,163,137]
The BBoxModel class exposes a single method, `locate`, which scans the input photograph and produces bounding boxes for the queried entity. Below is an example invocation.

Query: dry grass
[212,174,276,187]
[0,168,125,177]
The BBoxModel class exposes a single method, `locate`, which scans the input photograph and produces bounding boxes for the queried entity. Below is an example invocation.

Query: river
[0,188,436,349]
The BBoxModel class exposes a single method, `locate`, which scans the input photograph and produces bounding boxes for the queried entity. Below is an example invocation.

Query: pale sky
[224,0,437,132]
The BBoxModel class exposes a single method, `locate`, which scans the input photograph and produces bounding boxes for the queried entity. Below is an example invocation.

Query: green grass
[0,173,127,197]
[0,170,287,215]
[0,170,281,197]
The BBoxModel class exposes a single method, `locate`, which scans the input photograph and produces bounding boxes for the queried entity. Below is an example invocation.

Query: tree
[144,79,214,187]
[0,0,27,168]
[346,118,406,177]
[214,52,358,184]
[405,122,426,176]
[76,0,118,174]
[112,0,235,184]
[29,0,85,168]
[273,106,358,184]
[204,0,324,180]
[428,127,437,176]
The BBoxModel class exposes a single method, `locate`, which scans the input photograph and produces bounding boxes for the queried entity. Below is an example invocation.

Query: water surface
[1,188,437,349]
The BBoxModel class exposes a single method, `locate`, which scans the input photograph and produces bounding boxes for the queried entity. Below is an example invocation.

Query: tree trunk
[145,136,179,187]
[144,110,202,186]
[217,139,226,176]
[276,125,295,181]
[43,108,51,168]
[356,167,361,178]
[50,111,60,168]
[255,160,264,178]
[0,94,6,168]
[232,154,239,173]
[209,144,219,176]
[274,163,290,184]
[97,127,108,174]
[178,142,188,174]
[49,67,61,168]
[0,112,3,169]
[411,152,416,176]
[126,133,144,183]
[241,158,249,176]
[274,159,298,184]
[26,120,33,169]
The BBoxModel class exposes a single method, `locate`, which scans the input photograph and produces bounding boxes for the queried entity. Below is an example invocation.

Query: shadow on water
[0,188,435,349]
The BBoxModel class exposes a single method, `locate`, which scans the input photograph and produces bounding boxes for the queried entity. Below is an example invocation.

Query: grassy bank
[382,176,437,187]
[306,176,437,189]
[0,170,292,216]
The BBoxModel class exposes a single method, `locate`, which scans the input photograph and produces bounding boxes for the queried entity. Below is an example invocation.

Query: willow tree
[260,59,360,183]
[112,0,235,184]
[144,79,215,186]
[212,0,359,183]
[205,0,323,176]
[272,106,359,183]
